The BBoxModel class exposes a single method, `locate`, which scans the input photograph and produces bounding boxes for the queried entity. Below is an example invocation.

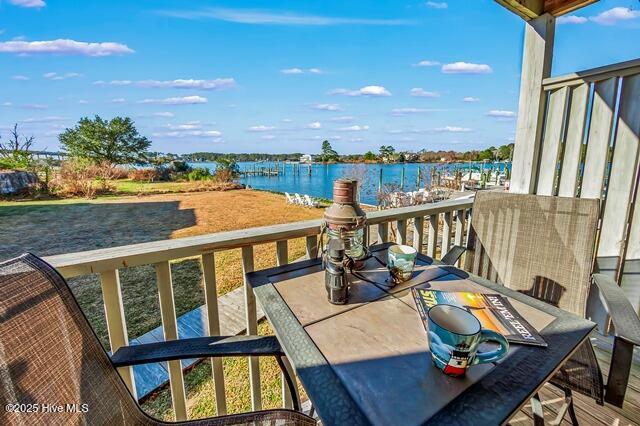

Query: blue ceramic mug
[427,304,509,377]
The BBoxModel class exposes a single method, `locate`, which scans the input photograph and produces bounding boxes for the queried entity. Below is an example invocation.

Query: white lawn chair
[285,192,295,204]
[304,194,319,208]
[295,193,305,206]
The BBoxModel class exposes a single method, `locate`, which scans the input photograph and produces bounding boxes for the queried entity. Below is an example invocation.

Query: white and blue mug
[427,304,509,377]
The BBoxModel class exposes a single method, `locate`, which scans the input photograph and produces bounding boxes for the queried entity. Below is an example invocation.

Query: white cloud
[43,72,82,80]
[426,2,447,9]
[338,125,369,132]
[8,0,45,8]
[139,95,208,105]
[160,8,410,26]
[329,85,391,97]
[78,99,89,104]
[248,125,275,132]
[330,116,354,122]
[557,15,588,24]
[261,135,276,140]
[166,123,202,130]
[313,103,342,111]
[391,107,428,116]
[350,137,364,142]
[434,126,472,133]
[2,102,12,107]
[0,39,134,56]
[20,103,47,110]
[412,60,440,67]
[11,75,29,80]
[463,96,480,102]
[152,130,222,138]
[20,116,66,123]
[281,68,303,74]
[137,78,235,90]
[590,7,640,25]
[442,62,492,74]
[306,121,322,129]
[281,118,293,122]
[486,110,516,118]
[153,111,174,117]
[111,98,126,104]
[93,80,132,86]
[410,88,439,98]
[281,67,323,75]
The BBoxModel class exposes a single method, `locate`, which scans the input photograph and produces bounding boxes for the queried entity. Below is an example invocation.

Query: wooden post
[201,253,227,415]
[442,212,452,256]
[241,246,262,411]
[274,240,298,409]
[427,214,439,258]
[306,235,318,259]
[396,219,407,245]
[454,210,466,266]
[510,13,555,194]
[376,222,388,243]
[155,261,188,421]
[413,217,424,253]
[99,270,137,398]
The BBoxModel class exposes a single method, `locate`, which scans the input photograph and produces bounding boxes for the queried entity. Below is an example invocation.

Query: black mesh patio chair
[0,253,315,426]
[441,192,640,424]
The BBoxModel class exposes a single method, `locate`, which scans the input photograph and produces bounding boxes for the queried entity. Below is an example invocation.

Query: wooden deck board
[510,333,640,425]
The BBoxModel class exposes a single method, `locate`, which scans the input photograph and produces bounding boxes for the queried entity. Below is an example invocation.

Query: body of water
[190,161,509,205]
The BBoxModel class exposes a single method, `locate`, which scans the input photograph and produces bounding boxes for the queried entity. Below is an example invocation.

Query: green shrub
[187,167,212,181]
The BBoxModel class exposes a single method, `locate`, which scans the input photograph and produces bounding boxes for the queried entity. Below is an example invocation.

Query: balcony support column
[510,13,555,194]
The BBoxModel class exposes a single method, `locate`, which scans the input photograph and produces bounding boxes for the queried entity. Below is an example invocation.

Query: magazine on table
[412,288,548,347]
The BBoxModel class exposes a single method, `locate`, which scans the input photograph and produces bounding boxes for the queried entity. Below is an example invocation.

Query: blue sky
[1,0,639,155]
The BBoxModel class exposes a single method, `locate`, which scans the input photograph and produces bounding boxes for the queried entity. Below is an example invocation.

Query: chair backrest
[464,192,600,317]
[0,254,146,424]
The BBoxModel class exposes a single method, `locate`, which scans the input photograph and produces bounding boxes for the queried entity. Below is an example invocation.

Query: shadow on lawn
[0,200,197,260]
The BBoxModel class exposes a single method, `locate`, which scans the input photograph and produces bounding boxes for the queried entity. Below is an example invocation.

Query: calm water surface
[191,162,508,205]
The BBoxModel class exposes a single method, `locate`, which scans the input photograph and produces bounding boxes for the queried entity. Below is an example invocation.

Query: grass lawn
[110,178,242,195]
[0,188,323,420]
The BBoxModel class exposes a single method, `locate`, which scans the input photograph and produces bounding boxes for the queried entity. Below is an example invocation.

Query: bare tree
[0,124,35,158]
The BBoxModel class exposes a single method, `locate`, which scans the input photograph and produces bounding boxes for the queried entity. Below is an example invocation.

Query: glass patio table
[246,243,596,425]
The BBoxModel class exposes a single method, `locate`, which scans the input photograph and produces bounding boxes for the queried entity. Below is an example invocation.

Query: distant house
[299,154,313,164]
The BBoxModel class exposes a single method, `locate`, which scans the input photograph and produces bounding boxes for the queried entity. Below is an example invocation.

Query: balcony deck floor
[508,334,640,425]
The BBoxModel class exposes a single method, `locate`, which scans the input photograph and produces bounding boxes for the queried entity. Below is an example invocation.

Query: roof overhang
[495,0,598,20]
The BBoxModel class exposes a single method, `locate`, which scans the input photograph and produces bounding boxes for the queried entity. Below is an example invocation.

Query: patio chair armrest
[112,335,284,366]
[112,335,301,411]
[440,245,467,266]
[591,274,640,346]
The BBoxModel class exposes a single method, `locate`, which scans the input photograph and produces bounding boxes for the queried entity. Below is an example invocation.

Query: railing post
[242,246,262,411]
[306,235,318,259]
[155,261,188,421]
[377,222,389,243]
[275,240,298,409]
[454,210,467,266]
[201,253,227,416]
[428,214,439,258]
[413,216,424,253]
[442,212,452,256]
[99,269,136,399]
[396,219,407,245]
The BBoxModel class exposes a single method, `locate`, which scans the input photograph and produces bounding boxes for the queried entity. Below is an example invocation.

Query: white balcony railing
[44,197,474,421]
